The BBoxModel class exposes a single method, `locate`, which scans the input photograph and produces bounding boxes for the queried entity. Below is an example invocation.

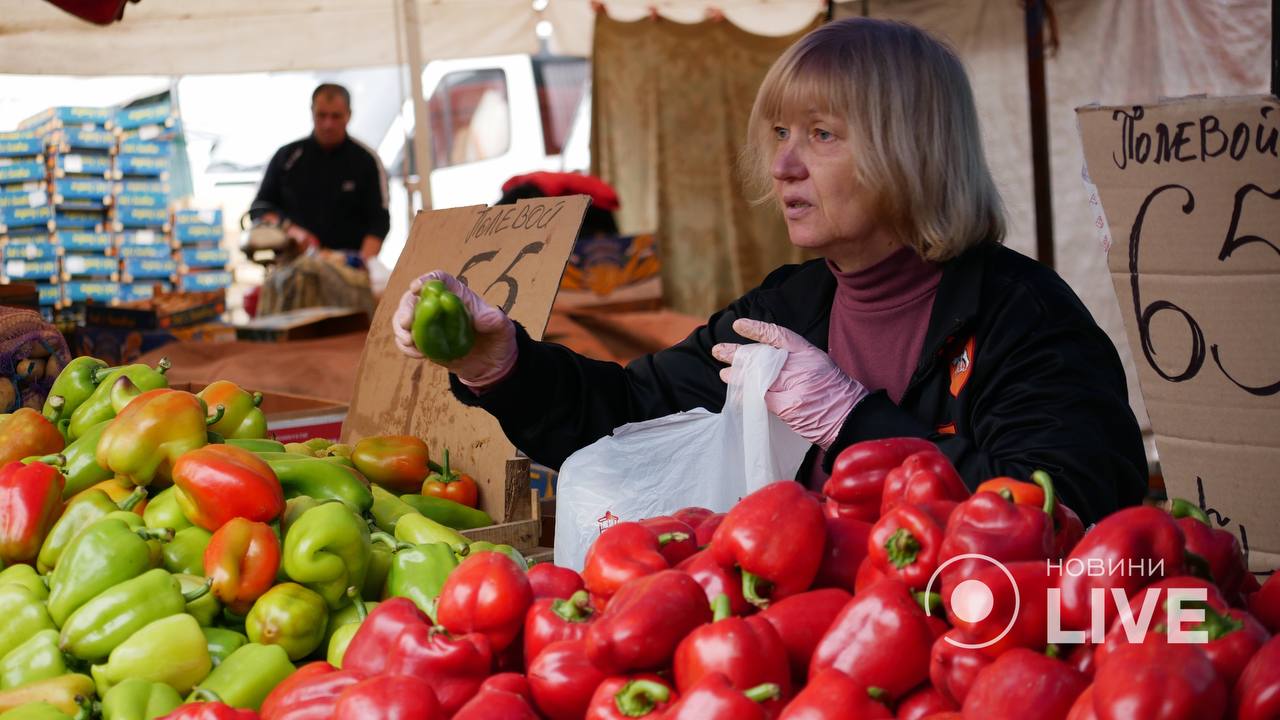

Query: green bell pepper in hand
[91,614,211,697]
[282,502,371,609]
[0,586,54,660]
[0,565,46,601]
[47,517,174,626]
[245,582,328,661]
[43,357,109,424]
[0,630,66,690]
[411,279,476,361]
[197,382,267,440]
[142,487,194,533]
[37,486,146,573]
[384,538,458,621]
[59,568,211,662]
[176,574,223,627]
[58,420,114,499]
[100,677,183,720]
[262,454,372,513]
[162,527,213,576]
[201,628,247,667]
[66,359,169,441]
[192,642,295,711]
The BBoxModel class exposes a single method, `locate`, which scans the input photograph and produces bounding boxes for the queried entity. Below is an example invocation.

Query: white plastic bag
[553,344,810,569]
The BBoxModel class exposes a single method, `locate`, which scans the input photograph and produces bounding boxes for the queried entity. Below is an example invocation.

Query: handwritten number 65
[456,241,547,314]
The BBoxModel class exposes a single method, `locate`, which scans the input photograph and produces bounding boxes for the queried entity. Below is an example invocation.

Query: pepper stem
[30,454,65,467]
[1030,470,1056,515]
[1170,498,1211,525]
[614,679,671,717]
[997,487,1015,502]
[182,578,213,602]
[205,404,226,427]
[370,531,412,552]
[885,528,921,569]
[742,683,781,704]
[347,586,368,620]
[710,593,733,622]
[656,532,689,547]
[91,365,120,384]
[1189,600,1244,641]
[741,570,773,609]
[136,527,175,542]
[155,357,172,375]
[867,686,888,701]
[43,394,65,424]
[914,591,943,615]
[551,590,594,623]
[1183,551,1215,582]
[189,688,224,704]
[1045,643,1061,659]
[251,391,264,408]
[117,487,148,511]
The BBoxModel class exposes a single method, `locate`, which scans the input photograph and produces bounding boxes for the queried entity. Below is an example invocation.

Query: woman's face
[770,108,893,270]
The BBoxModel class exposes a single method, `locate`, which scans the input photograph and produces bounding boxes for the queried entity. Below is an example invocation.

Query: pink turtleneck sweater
[806,246,942,488]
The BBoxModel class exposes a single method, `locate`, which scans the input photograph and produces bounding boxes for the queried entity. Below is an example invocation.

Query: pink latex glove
[392,270,518,388]
[711,318,868,450]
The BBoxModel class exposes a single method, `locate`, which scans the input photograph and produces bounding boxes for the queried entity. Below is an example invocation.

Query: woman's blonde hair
[742,18,1005,261]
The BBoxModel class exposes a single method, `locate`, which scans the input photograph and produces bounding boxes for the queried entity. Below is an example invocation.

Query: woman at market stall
[391,17,1147,524]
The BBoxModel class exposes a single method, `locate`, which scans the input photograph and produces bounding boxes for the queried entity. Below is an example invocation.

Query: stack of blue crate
[173,208,232,293]
[0,129,59,315]
[113,103,177,301]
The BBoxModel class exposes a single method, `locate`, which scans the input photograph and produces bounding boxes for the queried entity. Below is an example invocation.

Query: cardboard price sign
[343,197,588,520]
[1077,95,1280,570]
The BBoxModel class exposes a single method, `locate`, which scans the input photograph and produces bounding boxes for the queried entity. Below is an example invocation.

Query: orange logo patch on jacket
[949,336,976,397]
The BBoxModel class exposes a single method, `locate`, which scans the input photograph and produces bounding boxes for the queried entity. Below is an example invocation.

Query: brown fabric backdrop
[591,13,822,317]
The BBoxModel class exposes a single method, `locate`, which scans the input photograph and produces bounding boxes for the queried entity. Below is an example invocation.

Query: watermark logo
[924,553,1020,650]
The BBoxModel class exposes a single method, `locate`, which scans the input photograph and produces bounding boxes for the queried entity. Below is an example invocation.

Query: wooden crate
[459,458,542,554]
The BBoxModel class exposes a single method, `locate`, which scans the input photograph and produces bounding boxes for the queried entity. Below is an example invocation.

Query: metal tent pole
[1025,0,1055,269]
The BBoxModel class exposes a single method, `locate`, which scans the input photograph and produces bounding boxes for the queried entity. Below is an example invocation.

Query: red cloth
[501,172,620,211]
[44,0,130,24]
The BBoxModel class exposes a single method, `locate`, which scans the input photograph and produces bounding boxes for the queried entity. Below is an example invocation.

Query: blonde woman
[393,18,1146,523]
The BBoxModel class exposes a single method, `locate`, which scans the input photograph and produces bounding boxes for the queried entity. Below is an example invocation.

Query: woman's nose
[771,141,807,181]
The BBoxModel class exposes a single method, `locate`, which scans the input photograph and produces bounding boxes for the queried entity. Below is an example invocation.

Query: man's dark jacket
[451,242,1149,524]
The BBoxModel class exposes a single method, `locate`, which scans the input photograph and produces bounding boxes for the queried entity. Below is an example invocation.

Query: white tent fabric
[0,0,823,76]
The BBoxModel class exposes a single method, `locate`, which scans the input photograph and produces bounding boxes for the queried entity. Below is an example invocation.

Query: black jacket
[251,135,390,252]
[451,242,1148,524]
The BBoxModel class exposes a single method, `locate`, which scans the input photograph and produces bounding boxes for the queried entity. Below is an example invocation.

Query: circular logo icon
[924,553,1020,650]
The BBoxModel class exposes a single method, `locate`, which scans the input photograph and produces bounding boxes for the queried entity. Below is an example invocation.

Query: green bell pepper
[263,455,372,513]
[393,512,469,552]
[66,359,169,441]
[0,586,55,660]
[0,702,77,720]
[100,678,183,720]
[302,438,333,453]
[400,494,494,530]
[0,564,48,601]
[57,421,114,499]
[190,642,294,711]
[162,527,212,576]
[201,628,247,667]
[411,279,475,360]
[0,630,66,690]
[0,675,94,717]
[197,382,267,440]
[37,487,146,573]
[224,438,285,454]
[279,496,324,538]
[175,574,222,627]
[368,485,420,534]
[384,538,458,620]
[281,502,371,609]
[364,542,393,600]
[325,590,371,668]
[59,569,211,663]
[462,541,529,572]
[90,614,211,697]
[142,487,194,533]
[47,517,173,626]
[245,582,328,661]
[43,357,109,425]
[282,443,316,456]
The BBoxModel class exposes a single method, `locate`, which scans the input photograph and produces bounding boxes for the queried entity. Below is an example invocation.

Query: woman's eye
[773,126,789,140]
[814,128,834,142]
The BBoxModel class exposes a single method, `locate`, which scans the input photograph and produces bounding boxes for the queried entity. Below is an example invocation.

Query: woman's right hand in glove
[393,270,518,389]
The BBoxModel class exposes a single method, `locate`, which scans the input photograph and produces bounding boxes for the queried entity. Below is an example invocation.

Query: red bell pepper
[350,435,431,494]
[524,589,596,666]
[895,685,955,720]
[638,516,698,566]
[172,444,285,531]
[583,522,683,602]
[527,563,585,600]
[975,471,1084,559]
[673,506,714,529]
[810,579,936,701]
[674,594,791,712]
[868,501,956,591]
[929,630,993,707]
[694,513,726,547]
[204,517,281,615]
[1091,576,1229,670]
[777,668,892,719]
[585,569,712,674]
[937,479,1054,594]
[1054,505,1185,632]
[1089,642,1227,720]
[1065,686,1098,720]
[676,550,751,617]
[343,597,425,679]
[813,515,872,593]
[1067,642,1096,679]
[384,622,493,715]
[1193,605,1271,688]
[526,639,609,720]
[1232,634,1280,720]
[661,673,780,720]
[961,648,1089,720]
[0,408,64,465]
[0,458,64,565]
[1170,498,1248,603]
[709,481,825,608]
[1249,571,1280,634]
[260,661,359,720]
[855,555,886,593]
[1052,501,1086,560]
[584,675,675,720]
[945,560,1054,658]
[159,698,258,720]
[437,550,533,653]
[824,438,937,522]
[880,450,967,516]
[333,673,443,719]
[453,673,540,720]
[759,588,851,683]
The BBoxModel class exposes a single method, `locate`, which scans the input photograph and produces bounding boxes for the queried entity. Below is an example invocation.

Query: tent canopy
[0,0,825,76]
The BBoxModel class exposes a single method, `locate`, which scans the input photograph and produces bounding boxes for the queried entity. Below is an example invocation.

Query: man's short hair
[312,83,351,110]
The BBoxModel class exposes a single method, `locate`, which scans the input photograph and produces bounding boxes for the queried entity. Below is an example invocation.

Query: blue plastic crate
[117,229,168,247]
[179,247,229,269]
[179,270,233,291]
[119,180,170,196]
[52,211,107,231]
[120,282,173,303]
[64,281,120,304]
[174,208,223,227]
[116,243,171,259]
[19,107,114,131]
[0,136,43,158]
[52,178,112,204]
[115,206,169,229]
[115,102,175,131]
[51,154,113,178]
[52,128,116,152]
[117,139,170,157]
[116,155,169,178]
[62,254,120,279]
[0,188,49,210]
[35,283,60,307]
[114,192,168,210]
[0,162,46,185]
[2,258,59,282]
[1,205,54,232]
[1,242,58,261]
[123,257,178,280]
[173,223,222,244]
[56,232,113,253]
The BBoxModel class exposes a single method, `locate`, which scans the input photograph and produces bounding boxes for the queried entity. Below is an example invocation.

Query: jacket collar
[909,240,992,385]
